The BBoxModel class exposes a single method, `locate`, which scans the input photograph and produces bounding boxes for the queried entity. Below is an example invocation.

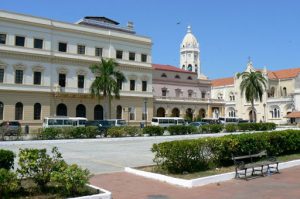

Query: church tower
[180,26,202,79]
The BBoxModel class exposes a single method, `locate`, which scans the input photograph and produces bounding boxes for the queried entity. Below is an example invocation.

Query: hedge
[167,125,198,135]
[39,127,98,140]
[151,130,300,173]
[143,126,164,136]
[200,124,224,133]
[107,126,142,137]
[0,149,15,170]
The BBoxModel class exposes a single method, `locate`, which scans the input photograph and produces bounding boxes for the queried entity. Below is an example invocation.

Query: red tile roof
[267,68,300,80]
[286,112,300,118]
[211,77,234,87]
[212,67,300,87]
[152,64,196,74]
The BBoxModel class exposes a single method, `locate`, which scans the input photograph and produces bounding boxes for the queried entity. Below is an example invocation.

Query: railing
[154,96,224,103]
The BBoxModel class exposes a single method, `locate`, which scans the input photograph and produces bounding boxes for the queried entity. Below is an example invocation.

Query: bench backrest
[232,150,267,161]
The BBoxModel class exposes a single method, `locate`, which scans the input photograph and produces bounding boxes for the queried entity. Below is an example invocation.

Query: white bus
[43,117,87,128]
[151,117,185,127]
[106,119,127,127]
[218,117,240,124]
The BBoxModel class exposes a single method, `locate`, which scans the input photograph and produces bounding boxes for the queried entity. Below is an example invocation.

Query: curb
[125,159,300,188]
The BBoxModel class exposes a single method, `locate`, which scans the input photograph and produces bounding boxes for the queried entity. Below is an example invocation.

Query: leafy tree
[90,58,125,119]
[237,70,267,122]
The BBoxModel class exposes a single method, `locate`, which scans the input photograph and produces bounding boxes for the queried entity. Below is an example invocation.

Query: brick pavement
[90,166,300,199]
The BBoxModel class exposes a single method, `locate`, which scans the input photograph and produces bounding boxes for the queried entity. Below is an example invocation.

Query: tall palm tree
[90,58,125,119]
[237,70,267,123]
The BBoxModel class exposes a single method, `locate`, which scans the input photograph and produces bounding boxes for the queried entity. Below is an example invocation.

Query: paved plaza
[90,166,300,199]
[0,133,240,174]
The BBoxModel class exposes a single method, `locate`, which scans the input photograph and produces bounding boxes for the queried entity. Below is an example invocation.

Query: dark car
[0,121,21,136]
[85,120,115,137]
[188,121,208,127]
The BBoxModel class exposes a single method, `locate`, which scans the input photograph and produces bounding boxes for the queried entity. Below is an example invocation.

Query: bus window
[64,120,73,125]
[152,118,158,123]
[79,120,86,125]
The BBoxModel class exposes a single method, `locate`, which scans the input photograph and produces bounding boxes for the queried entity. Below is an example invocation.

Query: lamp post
[144,98,148,127]
[263,103,266,122]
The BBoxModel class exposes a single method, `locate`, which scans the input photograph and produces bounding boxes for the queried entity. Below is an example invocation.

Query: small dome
[181,26,199,48]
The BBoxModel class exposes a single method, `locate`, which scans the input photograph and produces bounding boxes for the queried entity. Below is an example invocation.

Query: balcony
[154,96,224,104]
[267,95,293,103]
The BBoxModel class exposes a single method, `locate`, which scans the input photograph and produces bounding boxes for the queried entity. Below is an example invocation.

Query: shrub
[143,126,164,136]
[237,122,276,132]
[0,168,19,197]
[17,147,65,189]
[40,128,61,139]
[123,126,141,137]
[51,164,90,196]
[200,124,223,133]
[0,149,15,170]
[225,124,238,132]
[107,127,127,137]
[167,125,198,135]
[151,130,300,174]
[84,126,98,138]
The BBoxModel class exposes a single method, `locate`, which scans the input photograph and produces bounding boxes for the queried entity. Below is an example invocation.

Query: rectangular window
[142,81,147,91]
[117,79,122,90]
[59,73,66,87]
[116,50,123,59]
[15,70,23,84]
[34,38,43,49]
[141,54,147,62]
[129,107,135,120]
[58,42,67,52]
[129,52,135,61]
[0,69,4,83]
[77,45,85,55]
[201,92,206,99]
[15,36,25,47]
[33,71,42,85]
[130,80,135,91]
[0,34,6,44]
[78,75,84,88]
[95,47,102,57]
[162,89,167,97]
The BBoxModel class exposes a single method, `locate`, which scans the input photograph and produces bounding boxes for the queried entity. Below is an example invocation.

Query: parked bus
[43,117,87,128]
[201,118,220,124]
[151,117,185,127]
[218,117,240,124]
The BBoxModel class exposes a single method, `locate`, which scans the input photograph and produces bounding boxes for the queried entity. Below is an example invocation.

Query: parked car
[0,121,21,136]
[85,120,115,136]
[188,121,208,127]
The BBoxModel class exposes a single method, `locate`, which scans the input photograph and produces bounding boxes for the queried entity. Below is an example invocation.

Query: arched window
[228,108,236,117]
[175,75,180,79]
[94,105,103,120]
[56,103,67,116]
[270,106,280,118]
[187,76,192,80]
[34,103,41,120]
[182,65,185,70]
[15,102,23,120]
[76,104,86,117]
[187,64,192,71]
[156,107,165,117]
[229,92,235,101]
[116,105,122,119]
[217,93,223,100]
[0,102,3,120]
[161,73,167,78]
[269,87,275,98]
[283,87,287,97]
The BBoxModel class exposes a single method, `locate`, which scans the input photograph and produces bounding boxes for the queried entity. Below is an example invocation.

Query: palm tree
[237,70,267,123]
[90,58,125,119]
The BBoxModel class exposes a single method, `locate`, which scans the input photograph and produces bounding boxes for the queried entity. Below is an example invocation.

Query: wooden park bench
[232,150,279,180]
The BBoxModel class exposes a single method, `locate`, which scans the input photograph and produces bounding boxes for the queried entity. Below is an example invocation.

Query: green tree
[90,58,125,119]
[237,70,267,123]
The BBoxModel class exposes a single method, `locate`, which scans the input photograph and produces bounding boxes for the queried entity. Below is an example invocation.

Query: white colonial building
[0,10,153,131]
[211,60,300,124]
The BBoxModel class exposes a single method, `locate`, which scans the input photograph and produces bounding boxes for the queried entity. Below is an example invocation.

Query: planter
[69,184,111,199]
[125,159,300,188]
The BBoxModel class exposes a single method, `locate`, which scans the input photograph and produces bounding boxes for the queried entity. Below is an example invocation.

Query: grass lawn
[138,153,300,180]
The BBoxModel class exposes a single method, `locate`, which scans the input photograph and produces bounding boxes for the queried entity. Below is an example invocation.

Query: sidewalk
[90,166,300,199]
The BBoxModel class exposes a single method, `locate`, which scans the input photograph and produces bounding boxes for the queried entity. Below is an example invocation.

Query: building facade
[211,61,300,124]
[0,11,153,131]
[152,64,224,120]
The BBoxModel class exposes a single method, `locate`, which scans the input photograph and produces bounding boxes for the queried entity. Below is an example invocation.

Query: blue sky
[2,0,300,79]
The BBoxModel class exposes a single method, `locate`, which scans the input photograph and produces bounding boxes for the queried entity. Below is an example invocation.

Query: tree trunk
[251,100,256,123]
[108,96,112,119]
[104,96,110,119]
